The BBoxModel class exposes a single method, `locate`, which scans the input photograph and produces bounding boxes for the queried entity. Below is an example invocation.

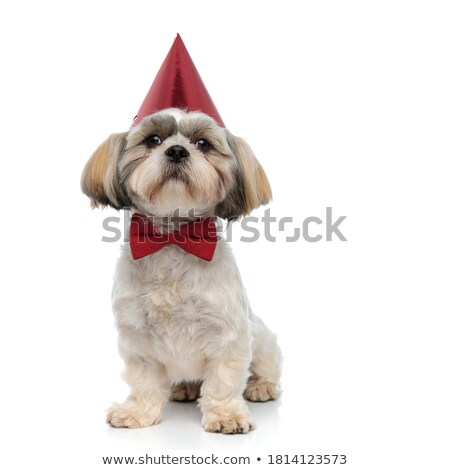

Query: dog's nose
[165,145,190,163]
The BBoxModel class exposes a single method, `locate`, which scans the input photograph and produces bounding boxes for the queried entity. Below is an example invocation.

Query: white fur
[84,110,281,433]
[107,235,281,433]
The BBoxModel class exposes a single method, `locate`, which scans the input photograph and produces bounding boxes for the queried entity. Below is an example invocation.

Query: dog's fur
[82,109,281,433]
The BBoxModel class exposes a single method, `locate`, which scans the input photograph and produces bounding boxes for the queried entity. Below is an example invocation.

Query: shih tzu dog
[81,108,282,434]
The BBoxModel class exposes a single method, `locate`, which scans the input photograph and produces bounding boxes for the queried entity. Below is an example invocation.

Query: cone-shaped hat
[132,34,225,127]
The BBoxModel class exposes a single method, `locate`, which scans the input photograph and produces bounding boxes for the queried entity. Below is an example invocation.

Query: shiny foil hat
[132,34,225,127]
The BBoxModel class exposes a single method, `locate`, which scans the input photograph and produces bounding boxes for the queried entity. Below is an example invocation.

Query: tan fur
[170,382,202,401]
[107,400,163,428]
[234,137,272,215]
[81,133,127,208]
[244,375,280,402]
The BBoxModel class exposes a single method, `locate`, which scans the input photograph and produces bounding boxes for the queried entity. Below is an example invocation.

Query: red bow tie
[129,213,217,261]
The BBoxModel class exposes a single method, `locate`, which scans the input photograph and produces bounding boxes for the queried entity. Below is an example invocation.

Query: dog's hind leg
[170,381,202,401]
[244,314,282,402]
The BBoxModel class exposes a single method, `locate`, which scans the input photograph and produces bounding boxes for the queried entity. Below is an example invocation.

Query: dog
[81,108,282,434]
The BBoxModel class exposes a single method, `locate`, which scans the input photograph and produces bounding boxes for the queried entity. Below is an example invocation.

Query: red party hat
[132,34,225,127]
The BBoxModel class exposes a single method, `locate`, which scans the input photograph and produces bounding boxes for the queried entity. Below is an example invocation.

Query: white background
[1,1,449,469]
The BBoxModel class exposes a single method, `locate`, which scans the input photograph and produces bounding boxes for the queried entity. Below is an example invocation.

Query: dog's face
[123,109,238,216]
[81,109,271,219]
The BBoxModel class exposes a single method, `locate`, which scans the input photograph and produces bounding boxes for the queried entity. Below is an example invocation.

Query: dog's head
[81,109,271,219]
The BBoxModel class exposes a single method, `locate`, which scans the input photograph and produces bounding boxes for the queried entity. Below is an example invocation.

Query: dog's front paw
[244,376,280,402]
[203,411,254,434]
[107,400,162,428]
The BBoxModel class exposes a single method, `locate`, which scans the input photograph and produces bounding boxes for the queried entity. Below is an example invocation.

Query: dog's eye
[145,134,162,147]
[196,138,211,151]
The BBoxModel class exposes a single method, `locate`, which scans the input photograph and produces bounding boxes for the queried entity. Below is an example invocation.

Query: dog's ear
[217,133,272,220]
[81,132,131,209]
